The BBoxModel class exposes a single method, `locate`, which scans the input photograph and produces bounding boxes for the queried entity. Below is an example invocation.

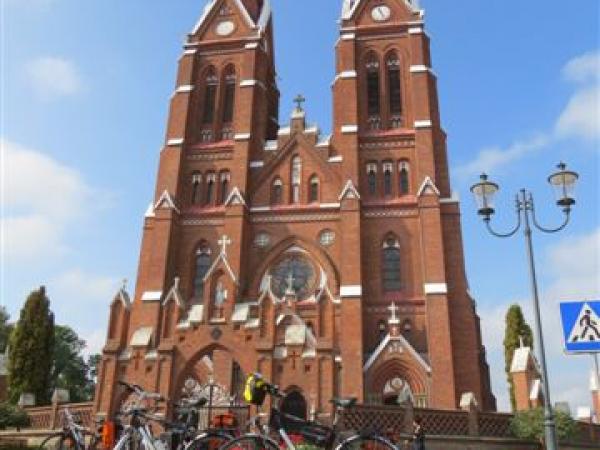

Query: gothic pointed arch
[191,240,212,302]
[382,234,402,292]
[250,236,341,300]
[386,50,402,128]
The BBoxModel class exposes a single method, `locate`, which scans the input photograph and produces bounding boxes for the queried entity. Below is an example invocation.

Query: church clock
[371,5,391,22]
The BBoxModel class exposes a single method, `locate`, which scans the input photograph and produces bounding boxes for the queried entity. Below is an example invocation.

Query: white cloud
[52,269,117,302]
[47,269,117,356]
[25,57,84,99]
[555,51,599,142]
[555,85,599,142]
[456,50,599,178]
[1,138,100,264]
[562,51,600,83]
[454,134,549,180]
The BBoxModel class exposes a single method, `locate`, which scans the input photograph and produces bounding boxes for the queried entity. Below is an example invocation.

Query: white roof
[188,305,204,324]
[130,327,154,347]
[285,324,307,346]
[529,379,541,401]
[510,346,540,373]
[341,0,420,20]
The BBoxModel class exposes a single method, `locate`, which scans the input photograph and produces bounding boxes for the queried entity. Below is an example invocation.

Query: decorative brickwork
[94,0,496,419]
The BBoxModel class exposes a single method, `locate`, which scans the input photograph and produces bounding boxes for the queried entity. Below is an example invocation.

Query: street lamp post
[470,163,579,450]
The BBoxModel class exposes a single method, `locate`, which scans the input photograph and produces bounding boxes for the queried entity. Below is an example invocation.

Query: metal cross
[388,302,399,322]
[294,94,306,111]
[218,235,232,254]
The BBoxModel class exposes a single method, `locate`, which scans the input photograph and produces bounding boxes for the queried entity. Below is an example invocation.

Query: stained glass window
[270,255,316,300]
[383,238,401,291]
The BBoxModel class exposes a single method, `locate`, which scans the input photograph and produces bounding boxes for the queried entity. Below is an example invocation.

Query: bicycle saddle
[330,397,357,408]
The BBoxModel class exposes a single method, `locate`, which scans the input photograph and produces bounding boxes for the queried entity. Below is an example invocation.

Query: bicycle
[38,407,100,450]
[110,381,232,450]
[219,374,399,450]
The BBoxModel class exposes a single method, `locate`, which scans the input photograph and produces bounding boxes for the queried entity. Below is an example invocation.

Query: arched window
[367,162,378,196]
[202,67,218,125]
[219,171,230,205]
[309,175,319,203]
[382,237,401,291]
[366,53,381,126]
[222,65,236,125]
[193,243,212,300]
[387,52,402,127]
[399,161,410,195]
[383,161,393,197]
[205,172,216,206]
[291,156,302,204]
[378,319,387,342]
[191,172,202,205]
[271,178,283,205]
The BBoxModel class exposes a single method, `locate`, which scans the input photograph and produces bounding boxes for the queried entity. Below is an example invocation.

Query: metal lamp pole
[470,163,579,450]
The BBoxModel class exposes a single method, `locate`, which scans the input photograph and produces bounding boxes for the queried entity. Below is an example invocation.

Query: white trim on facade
[340,285,362,297]
[363,333,432,374]
[341,33,356,40]
[341,125,358,134]
[424,283,448,295]
[141,291,162,302]
[167,138,184,146]
[176,85,194,93]
[414,120,433,129]
[240,79,266,90]
[234,133,251,141]
[264,140,278,151]
[328,155,343,163]
[416,176,441,197]
[249,161,265,168]
[408,27,424,34]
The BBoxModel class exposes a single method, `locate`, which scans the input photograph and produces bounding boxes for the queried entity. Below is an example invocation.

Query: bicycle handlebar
[118,380,165,402]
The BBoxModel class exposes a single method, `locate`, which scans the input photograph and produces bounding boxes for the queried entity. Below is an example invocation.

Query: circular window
[270,254,316,300]
[254,232,271,248]
[319,230,336,247]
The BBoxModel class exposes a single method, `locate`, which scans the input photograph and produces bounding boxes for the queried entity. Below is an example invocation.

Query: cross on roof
[294,94,306,111]
[388,302,399,323]
[218,235,232,255]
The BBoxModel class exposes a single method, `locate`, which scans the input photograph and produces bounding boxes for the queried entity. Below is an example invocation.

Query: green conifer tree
[504,304,533,411]
[8,287,55,405]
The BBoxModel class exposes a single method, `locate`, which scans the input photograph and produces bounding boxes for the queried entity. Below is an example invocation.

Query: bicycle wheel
[38,433,84,450]
[185,430,232,450]
[218,434,279,450]
[336,434,398,450]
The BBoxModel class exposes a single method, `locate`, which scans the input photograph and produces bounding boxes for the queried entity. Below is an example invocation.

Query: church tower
[95,0,495,419]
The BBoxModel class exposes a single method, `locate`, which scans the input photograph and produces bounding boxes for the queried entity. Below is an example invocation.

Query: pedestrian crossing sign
[560,301,600,353]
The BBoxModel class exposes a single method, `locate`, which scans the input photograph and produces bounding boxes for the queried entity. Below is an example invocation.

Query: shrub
[0,402,30,430]
[510,407,576,443]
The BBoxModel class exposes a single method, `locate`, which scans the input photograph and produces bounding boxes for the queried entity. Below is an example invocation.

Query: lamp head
[470,173,499,219]
[548,162,578,209]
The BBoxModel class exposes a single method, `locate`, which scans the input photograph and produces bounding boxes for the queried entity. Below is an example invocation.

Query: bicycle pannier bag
[244,374,267,406]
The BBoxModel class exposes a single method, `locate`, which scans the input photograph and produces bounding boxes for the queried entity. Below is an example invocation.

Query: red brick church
[95,0,496,419]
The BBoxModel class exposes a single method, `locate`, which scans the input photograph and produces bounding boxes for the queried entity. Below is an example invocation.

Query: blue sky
[1,0,598,413]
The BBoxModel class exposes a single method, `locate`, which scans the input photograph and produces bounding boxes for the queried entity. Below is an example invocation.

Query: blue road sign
[560,301,600,353]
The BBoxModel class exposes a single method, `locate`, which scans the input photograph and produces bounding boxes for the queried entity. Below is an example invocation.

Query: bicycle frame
[113,422,160,450]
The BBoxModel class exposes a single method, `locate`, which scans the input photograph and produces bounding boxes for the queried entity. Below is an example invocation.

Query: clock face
[371,5,391,22]
[215,20,235,36]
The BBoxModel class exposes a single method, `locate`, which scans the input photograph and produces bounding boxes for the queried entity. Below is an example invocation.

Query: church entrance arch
[281,390,307,421]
